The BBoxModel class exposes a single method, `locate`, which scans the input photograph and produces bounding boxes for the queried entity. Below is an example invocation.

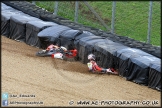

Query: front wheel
[62,55,68,61]
[35,50,47,57]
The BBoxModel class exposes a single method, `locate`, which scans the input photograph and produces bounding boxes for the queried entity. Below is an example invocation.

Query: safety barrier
[1,2,161,91]
[26,20,58,47]
[2,1,161,59]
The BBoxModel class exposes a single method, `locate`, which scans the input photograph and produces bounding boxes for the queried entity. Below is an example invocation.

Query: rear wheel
[62,55,68,61]
[74,55,79,61]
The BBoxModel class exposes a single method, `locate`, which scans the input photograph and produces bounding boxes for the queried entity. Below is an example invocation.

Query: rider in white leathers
[87,54,118,74]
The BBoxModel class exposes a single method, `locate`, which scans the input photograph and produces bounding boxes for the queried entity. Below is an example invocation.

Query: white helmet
[88,54,96,60]
[60,46,67,51]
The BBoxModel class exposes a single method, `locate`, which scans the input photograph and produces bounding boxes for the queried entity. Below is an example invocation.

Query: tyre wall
[37,25,71,49]
[26,20,58,47]
[1,5,26,37]
[78,36,106,63]
[2,1,161,59]
[1,2,161,91]
[10,14,41,42]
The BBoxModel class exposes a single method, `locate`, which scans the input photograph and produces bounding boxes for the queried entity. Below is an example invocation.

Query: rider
[46,44,60,51]
[87,54,118,74]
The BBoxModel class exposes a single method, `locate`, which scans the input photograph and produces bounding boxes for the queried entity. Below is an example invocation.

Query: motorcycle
[35,45,78,61]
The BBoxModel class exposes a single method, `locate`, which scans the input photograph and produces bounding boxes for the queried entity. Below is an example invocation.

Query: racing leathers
[87,60,118,74]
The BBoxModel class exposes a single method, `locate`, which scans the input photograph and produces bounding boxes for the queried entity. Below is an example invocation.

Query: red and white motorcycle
[36,44,78,60]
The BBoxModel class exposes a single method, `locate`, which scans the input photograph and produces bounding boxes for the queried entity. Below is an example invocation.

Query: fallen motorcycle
[35,45,78,61]
[35,49,60,57]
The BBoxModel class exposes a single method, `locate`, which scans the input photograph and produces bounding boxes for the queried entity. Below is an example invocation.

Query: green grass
[34,1,160,46]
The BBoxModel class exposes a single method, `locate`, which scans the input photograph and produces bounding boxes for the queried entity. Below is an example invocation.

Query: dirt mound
[1,36,161,107]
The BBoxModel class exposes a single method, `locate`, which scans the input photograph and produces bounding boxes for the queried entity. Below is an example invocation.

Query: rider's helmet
[88,54,96,61]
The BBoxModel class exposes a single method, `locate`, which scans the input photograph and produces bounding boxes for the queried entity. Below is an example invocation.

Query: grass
[33,1,160,46]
